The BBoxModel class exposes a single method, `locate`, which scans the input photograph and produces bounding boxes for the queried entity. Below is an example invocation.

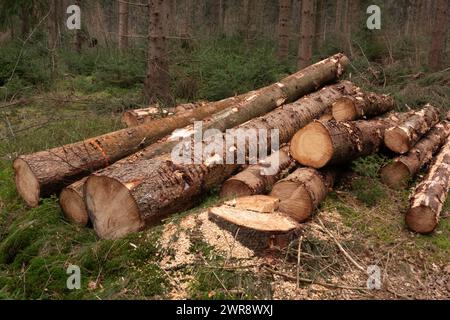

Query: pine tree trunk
[384,104,440,154]
[331,91,394,121]
[335,0,343,33]
[118,0,129,50]
[406,137,450,234]
[277,0,292,61]
[314,0,325,50]
[220,146,296,198]
[381,121,450,189]
[290,112,413,168]
[84,69,354,238]
[144,0,171,105]
[428,0,449,71]
[298,0,315,68]
[270,167,336,222]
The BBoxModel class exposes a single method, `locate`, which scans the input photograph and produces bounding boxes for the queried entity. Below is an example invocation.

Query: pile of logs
[12,53,450,244]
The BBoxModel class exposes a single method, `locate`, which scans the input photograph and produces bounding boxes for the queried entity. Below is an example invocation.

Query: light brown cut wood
[208,205,300,251]
[406,137,450,234]
[59,178,87,225]
[384,104,440,154]
[85,59,354,239]
[270,167,335,222]
[220,146,296,198]
[225,195,280,213]
[331,92,394,121]
[290,110,420,168]
[381,121,450,189]
[16,54,349,208]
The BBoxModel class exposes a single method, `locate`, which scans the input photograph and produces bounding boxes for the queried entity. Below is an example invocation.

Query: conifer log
[270,167,335,222]
[381,121,450,189]
[290,112,410,168]
[405,137,450,234]
[384,104,440,154]
[331,91,394,121]
[85,80,358,239]
[219,146,296,198]
[15,53,349,207]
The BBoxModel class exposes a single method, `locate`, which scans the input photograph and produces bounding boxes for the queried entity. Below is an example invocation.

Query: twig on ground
[296,235,303,288]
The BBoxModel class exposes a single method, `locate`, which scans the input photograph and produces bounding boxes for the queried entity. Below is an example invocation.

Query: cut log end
[60,188,88,226]
[278,187,313,223]
[331,97,357,121]
[405,206,437,234]
[384,127,412,154]
[290,122,333,168]
[85,176,143,239]
[220,179,254,199]
[380,161,411,189]
[13,158,40,207]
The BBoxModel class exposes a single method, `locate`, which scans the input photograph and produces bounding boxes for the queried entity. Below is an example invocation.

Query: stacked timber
[14,53,349,208]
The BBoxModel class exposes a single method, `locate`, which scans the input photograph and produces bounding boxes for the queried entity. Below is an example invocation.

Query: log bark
[270,167,335,222]
[381,121,450,189]
[331,91,394,121]
[85,80,359,239]
[405,137,450,234]
[290,112,413,168]
[219,146,296,199]
[16,53,349,207]
[122,102,199,127]
[384,104,440,154]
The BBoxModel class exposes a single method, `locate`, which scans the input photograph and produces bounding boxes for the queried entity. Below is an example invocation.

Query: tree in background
[428,0,449,71]
[144,0,172,105]
[118,0,129,51]
[298,0,314,69]
[277,0,291,61]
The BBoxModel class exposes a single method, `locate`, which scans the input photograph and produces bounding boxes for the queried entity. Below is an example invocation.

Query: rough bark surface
[220,146,296,198]
[86,76,357,239]
[384,104,440,154]
[406,137,450,234]
[428,0,449,71]
[290,113,411,168]
[381,121,450,189]
[16,54,349,207]
[270,167,335,222]
[277,0,292,60]
[331,92,394,121]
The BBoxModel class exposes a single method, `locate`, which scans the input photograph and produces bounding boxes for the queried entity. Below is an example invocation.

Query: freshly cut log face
[225,195,280,213]
[86,79,359,239]
[384,104,440,154]
[405,137,450,234]
[270,167,335,222]
[381,121,450,189]
[15,53,349,208]
[331,92,394,121]
[59,177,88,225]
[208,205,300,251]
[121,105,160,127]
[290,111,416,168]
[220,146,295,198]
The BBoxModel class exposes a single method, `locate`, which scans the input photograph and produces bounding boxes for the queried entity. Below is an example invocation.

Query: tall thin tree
[298,0,315,68]
[144,0,171,105]
[118,0,129,50]
[429,0,449,70]
[277,0,292,60]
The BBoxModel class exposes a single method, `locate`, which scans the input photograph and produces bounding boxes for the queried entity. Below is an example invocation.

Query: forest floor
[0,61,449,300]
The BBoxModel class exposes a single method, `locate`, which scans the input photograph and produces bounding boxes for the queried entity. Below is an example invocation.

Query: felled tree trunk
[59,178,88,225]
[384,104,440,154]
[381,121,450,189]
[290,112,412,168]
[331,91,394,121]
[270,167,335,222]
[405,137,450,234]
[219,146,296,198]
[15,53,349,207]
[85,80,358,239]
